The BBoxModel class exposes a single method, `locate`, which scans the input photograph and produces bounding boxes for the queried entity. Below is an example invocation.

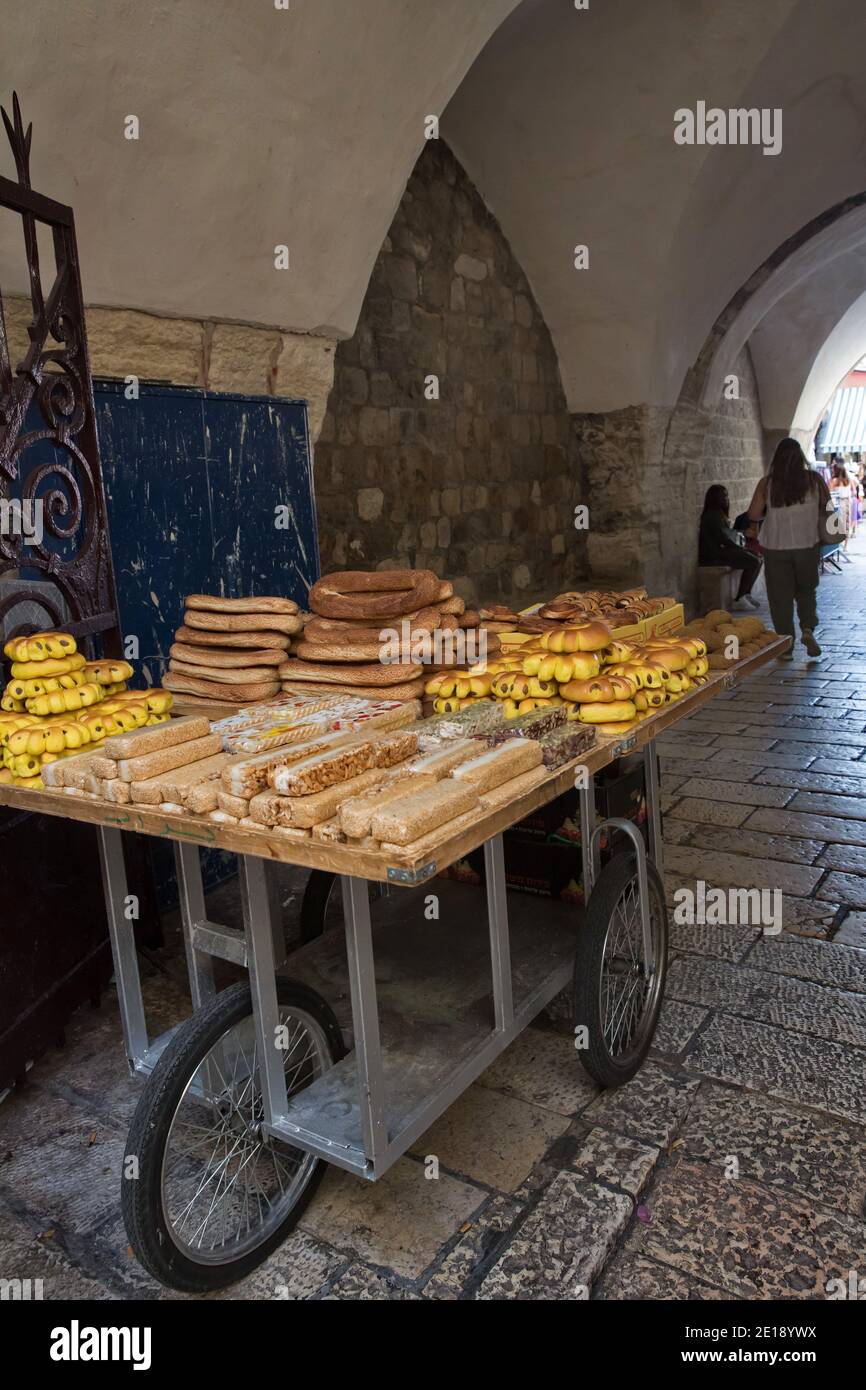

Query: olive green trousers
[762,545,820,636]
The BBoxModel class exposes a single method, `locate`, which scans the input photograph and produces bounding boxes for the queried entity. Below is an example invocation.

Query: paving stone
[745,805,866,848]
[744,723,866,746]
[300,1157,484,1280]
[809,754,866,771]
[581,1061,700,1147]
[770,743,866,765]
[747,934,866,992]
[629,1159,866,1299]
[681,1083,866,1219]
[687,1013,866,1124]
[0,1090,125,1235]
[594,1250,727,1300]
[666,844,823,896]
[475,1172,631,1299]
[422,1194,522,1299]
[711,735,798,753]
[684,824,822,865]
[791,790,866,819]
[667,955,866,1049]
[322,1264,421,1300]
[669,915,759,962]
[569,1128,659,1198]
[668,797,751,827]
[210,1230,348,1302]
[655,732,720,751]
[410,1084,570,1192]
[762,766,866,795]
[817,871,866,909]
[772,896,837,937]
[705,747,816,771]
[676,778,794,808]
[836,912,866,948]
[659,818,694,845]
[477,1027,599,1115]
[0,1201,113,1301]
[818,843,866,874]
[652,1000,710,1054]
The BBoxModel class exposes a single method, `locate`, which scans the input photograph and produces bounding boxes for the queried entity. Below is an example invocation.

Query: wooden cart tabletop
[0,636,790,885]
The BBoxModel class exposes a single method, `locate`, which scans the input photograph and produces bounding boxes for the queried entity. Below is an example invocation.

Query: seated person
[699,484,762,609]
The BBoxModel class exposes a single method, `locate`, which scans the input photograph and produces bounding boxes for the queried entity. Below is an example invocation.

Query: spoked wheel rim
[598,870,664,1065]
[160,1005,328,1265]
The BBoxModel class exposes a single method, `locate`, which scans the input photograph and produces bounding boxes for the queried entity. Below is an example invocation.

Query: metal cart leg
[174,842,217,1010]
[340,874,388,1166]
[483,834,514,1031]
[643,743,664,882]
[579,771,599,893]
[240,854,291,1129]
[96,827,149,1073]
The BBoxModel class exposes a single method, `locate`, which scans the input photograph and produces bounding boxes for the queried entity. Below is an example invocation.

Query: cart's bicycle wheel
[573,850,668,1088]
[299,868,337,943]
[300,869,391,943]
[121,980,343,1292]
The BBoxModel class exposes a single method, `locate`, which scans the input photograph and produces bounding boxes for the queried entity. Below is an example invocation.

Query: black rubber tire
[573,851,668,1088]
[299,869,337,943]
[121,979,343,1293]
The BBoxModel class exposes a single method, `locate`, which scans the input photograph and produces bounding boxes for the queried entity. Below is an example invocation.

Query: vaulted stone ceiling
[5,0,866,421]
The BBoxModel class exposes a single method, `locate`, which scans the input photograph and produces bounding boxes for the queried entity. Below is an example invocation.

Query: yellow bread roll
[634,688,665,710]
[11,651,86,679]
[26,681,104,716]
[593,719,639,736]
[82,659,135,686]
[4,631,77,662]
[541,621,612,654]
[640,642,690,671]
[529,651,600,683]
[576,699,637,723]
[560,675,636,703]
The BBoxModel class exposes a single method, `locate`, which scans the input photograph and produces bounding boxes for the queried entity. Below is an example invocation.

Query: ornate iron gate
[0,94,152,1093]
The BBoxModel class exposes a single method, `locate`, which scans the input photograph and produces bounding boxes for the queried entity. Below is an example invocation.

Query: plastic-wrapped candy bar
[485,706,567,744]
[536,723,596,769]
[414,700,506,750]
[212,693,418,754]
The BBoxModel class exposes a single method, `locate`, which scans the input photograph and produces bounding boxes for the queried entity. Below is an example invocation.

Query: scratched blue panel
[93,382,320,905]
[94,383,319,686]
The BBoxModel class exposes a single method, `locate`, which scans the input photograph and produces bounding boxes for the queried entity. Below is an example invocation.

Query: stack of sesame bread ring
[280,568,483,701]
[164,595,303,707]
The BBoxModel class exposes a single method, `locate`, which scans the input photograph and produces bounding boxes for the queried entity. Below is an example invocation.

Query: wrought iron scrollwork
[0,91,121,654]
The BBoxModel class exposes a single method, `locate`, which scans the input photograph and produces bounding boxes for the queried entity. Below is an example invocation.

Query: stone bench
[697,565,740,614]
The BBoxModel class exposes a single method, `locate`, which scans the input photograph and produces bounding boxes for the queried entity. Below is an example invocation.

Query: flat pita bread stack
[164,594,303,708]
[280,569,489,703]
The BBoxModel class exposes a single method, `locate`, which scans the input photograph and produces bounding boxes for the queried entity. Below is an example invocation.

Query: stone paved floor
[2,543,866,1300]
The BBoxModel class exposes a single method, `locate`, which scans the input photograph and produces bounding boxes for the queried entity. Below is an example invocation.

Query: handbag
[818,498,845,546]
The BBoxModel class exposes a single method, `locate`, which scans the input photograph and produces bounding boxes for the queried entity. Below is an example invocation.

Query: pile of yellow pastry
[0,630,173,788]
[677,610,778,667]
[425,619,709,736]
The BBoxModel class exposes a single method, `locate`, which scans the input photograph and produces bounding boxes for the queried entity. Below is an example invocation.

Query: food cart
[0,636,787,1291]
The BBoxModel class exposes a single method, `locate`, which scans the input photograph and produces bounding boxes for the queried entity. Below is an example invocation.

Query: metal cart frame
[95,742,664,1182]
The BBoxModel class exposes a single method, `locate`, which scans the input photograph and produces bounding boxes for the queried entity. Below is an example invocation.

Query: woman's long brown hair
[768,437,817,507]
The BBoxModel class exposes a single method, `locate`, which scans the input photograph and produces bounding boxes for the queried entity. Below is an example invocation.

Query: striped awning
[822,385,866,450]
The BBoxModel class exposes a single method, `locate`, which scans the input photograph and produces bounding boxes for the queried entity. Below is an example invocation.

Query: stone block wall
[571,346,766,609]
[696,348,766,524]
[313,140,577,605]
[0,298,337,438]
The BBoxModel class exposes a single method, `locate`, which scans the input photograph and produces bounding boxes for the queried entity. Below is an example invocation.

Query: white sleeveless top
[761,485,820,551]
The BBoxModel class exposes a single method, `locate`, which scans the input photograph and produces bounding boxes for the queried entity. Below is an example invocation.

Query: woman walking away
[699,485,762,608]
[748,438,832,659]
